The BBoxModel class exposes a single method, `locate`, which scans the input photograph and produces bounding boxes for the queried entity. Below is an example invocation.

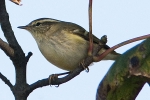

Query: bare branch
[0,1,29,99]
[0,72,13,89]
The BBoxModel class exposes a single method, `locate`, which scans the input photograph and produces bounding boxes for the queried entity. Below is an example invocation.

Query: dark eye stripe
[36,22,41,26]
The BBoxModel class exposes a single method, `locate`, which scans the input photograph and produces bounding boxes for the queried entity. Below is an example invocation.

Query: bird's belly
[38,39,88,71]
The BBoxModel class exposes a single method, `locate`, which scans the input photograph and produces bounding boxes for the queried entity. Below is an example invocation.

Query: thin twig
[25,52,33,63]
[88,0,93,56]
[0,72,13,89]
[94,34,150,61]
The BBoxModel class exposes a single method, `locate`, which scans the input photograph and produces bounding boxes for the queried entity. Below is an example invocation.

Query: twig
[0,72,13,89]
[88,0,93,56]
[94,34,150,61]
[25,52,33,63]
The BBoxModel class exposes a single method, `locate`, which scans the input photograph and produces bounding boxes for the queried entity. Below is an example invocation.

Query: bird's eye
[35,22,41,26]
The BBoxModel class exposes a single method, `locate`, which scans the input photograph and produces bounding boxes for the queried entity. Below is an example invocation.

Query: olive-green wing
[66,22,102,44]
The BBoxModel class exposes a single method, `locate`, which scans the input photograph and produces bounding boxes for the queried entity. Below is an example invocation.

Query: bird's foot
[49,72,71,86]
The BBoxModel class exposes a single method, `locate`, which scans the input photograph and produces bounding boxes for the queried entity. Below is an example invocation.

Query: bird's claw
[49,74,58,86]
[48,72,71,86]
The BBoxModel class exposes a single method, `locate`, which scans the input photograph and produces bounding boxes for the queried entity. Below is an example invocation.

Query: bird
[18,18,120,71]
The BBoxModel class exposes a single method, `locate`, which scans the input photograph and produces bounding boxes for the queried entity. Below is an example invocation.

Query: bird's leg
[80,59,89,72]
[49,71,71,86]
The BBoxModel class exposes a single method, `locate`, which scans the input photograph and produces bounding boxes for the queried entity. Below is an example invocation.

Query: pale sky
[0,0,150,100]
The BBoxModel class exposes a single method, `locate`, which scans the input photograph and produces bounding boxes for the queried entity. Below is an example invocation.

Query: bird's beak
[17,25,28,29]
